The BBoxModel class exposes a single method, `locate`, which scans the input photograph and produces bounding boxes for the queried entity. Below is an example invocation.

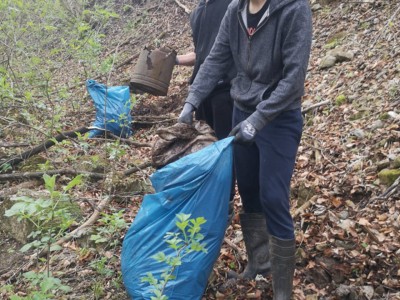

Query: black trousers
[233,107,303,239]
[196,86,235,204]
[195,86,233,140]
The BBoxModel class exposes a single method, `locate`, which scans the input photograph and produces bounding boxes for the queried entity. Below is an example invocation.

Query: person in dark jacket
[175,0,235,140]
[178,0,312,298]
[176,0,236,222]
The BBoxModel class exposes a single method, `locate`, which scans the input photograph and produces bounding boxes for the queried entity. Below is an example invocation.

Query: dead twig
[64,52,140,92]
[0,169,104,182]
[0,127,91,169]
[106,131,152,147]
[223,237,247,261]
[379,176,400,199]
[49,196,112,251]
[359,225,383,244]
[115,53,140,70]
[293,195,317,218]
[0,126,151,170]
[365,176,400,204]
[132,118,176,126]
[0,143,31,148]
[124,161,153,177]
[173,0,191,14]
[371,3,400,49]
[0,161,152,182]
[104,38,135,57]
[302,138,342,171]
[302,100,330,114]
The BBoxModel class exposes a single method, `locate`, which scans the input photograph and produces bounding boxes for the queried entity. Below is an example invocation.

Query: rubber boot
[270,235,296,300]
[228,213,271,279]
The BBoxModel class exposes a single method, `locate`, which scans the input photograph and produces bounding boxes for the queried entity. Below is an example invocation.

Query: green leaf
[194,217,207,226]
[141,272,158,285]
[50,244,63,252]
[63,174,83,192]
[23,271,39,280]
[20,243,33,253]
[169,257,182,267]
[152,252,167,262]
[4,202,27,217]
[59,284,72,292]
[194,233,205,241]
[43,174,56,193]
[153,289,163,297]
[176,213,190,222]
[40,276,61,292]
[176,220,189,232]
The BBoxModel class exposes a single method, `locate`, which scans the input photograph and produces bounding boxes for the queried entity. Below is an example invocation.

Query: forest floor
[1,0,400,299]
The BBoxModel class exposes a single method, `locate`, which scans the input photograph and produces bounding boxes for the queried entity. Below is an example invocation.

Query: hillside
[0,0,399,299]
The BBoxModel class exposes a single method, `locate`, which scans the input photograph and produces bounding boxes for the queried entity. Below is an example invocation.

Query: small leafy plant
[5,174,83,255]
[141,213,208,300]
[4,174,83,299]
[90,209,128,248]
[7,271,71,300]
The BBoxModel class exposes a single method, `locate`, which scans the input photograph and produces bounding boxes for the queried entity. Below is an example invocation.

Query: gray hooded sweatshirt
[185,0,312,131]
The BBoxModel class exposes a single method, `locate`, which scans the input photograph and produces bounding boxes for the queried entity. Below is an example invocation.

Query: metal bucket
[130,46,177,96]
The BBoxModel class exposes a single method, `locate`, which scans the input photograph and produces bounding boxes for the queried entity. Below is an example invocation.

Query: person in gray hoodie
[178,0,312,298]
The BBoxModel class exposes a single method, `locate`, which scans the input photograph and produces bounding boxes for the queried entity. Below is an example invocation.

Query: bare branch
[174,0,191,14]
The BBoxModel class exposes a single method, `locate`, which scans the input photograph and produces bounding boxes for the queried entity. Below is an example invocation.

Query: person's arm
[185,7,234,109]
[176,52,196,66]
[178,6,234,125]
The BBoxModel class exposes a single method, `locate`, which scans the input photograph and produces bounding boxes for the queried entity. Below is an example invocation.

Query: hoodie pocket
[231,74,251,96]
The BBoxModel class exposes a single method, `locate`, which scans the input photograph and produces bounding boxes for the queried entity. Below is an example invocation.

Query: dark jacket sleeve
[185,2,236,108]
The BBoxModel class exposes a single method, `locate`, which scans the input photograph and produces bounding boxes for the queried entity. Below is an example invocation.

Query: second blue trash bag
[121,137,234,300]
[86,79,132,138]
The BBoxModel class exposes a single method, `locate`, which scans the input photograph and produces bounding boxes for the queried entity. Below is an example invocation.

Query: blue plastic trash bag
[121,137,234,300]
[86,79,132,138]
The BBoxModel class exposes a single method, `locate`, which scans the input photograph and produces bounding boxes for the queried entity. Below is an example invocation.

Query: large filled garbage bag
[86,79,132,138]
[121,137,234,300]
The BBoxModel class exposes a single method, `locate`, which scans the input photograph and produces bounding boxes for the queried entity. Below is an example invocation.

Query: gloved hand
[229,120,257,145]
[178,102,195,125]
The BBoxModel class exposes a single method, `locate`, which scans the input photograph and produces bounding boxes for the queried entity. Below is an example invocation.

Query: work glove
[229,120,257,145]
[178,102,195,125]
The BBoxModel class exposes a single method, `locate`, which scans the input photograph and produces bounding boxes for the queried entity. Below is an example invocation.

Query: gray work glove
[178,102,195,125]
[229,120,257,145]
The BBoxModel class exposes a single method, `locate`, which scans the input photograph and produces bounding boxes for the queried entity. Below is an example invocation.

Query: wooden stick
[0,161,152,182]
[302,100,330,113]
[0,143,30,148]
[174,0,191,14]
[124,161,153,177]
[0,169,104,182]
[379,176,400,199]
[223,237,247,261]
[292,195,317,218]
[0,127,91,168]
[105,131,152,147]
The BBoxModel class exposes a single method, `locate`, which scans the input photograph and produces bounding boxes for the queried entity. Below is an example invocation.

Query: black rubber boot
[270,235,296,300]
[228,213,271,279]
